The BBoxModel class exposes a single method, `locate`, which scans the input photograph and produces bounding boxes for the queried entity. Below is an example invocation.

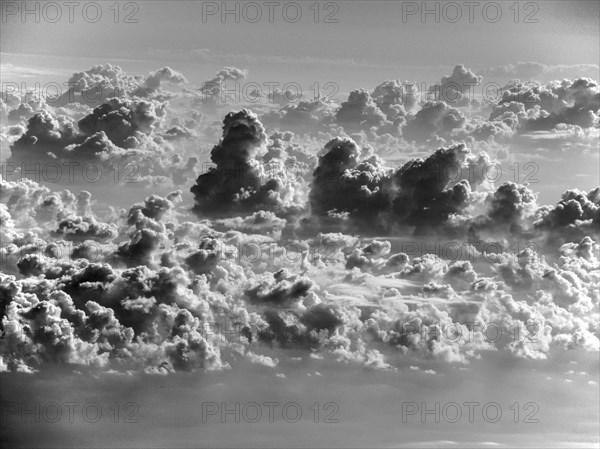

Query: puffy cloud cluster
[308,137,392,230]
[4,94,204,189]
[403,101,466,142]
[1,64,599,376]
[246,269,315,308]
[10,97,164,161]
[372,79,418,117]
[78,98,162,147]
[199,67,248,105]
[53,215,119,242]
[1,169,599,374]
[334,90,390,133]
[54,64,187,107]
[1,64,207,193]
[215,65,600,158]
[55,64,140,107]
[261,98,337,134]
[478,182,538,232]
[134,67,188,98]
[190,109,595,245]
[191,109,303,216]
[309,139,492,233]
[491,78,600,131]
[534,188,600,242]
[1,92,45,126]
[433,65,482,106]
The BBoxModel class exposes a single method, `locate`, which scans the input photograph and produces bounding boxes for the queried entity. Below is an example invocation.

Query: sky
[2,0,599,90]
[1,1,599,448]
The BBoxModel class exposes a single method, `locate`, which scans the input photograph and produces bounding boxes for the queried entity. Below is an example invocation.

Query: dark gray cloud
[191,109,302,217]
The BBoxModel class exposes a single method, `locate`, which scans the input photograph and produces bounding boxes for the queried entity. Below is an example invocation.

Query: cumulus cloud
[309,139,492,233]
[55,64,139,107]
[432,65,482,106]
[1,169,599,373]
[309,137,392,230]
[1,64,599,378]
[4,93,206,189]
[191,109,303,217]
[372,79,418,117]
[335,89,390,133]
[49,64,187,107]
[403,101,466,142]
[491,78,600,131]
[10,97,164,163]
[199,67,248,105]
[261,98,337,134]
[134,67,188,97]
[534,188,600,242]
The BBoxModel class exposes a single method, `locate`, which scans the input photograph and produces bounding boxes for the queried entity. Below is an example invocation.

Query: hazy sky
[2,0,599,90]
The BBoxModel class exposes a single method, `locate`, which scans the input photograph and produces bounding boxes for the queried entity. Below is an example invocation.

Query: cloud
[10,97,165,164]
[135,67,187,97]
[309,139,491,233]
[199,67,248,105]
[261,98,337,134]
[191,109,304,217]
[2,169,599,373]
[480,62,600,83]
[334,89,390,133]
[52,215,119,242]
[246,269,314,308]
[534,188,600,241]
[309,137,389,221]
[433,65,482,106]
[372,79,418,116]
[403,101,466,142]
[51,64,187,107]
[1,64,599,377]
[78,98,162,147]
[491,78,600,131]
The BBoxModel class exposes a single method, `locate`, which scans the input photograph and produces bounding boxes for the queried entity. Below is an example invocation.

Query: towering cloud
[191,109,301,216]
[434,65,482,106]
[309,137,392,230]
[309,140,491,233]
[391,144,474,229]
[334,89,389,133]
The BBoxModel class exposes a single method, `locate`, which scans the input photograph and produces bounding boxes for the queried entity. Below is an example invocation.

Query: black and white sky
[1,1,599,448]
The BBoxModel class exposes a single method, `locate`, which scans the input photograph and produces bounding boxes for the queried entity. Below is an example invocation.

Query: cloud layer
[1,63,598,375]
